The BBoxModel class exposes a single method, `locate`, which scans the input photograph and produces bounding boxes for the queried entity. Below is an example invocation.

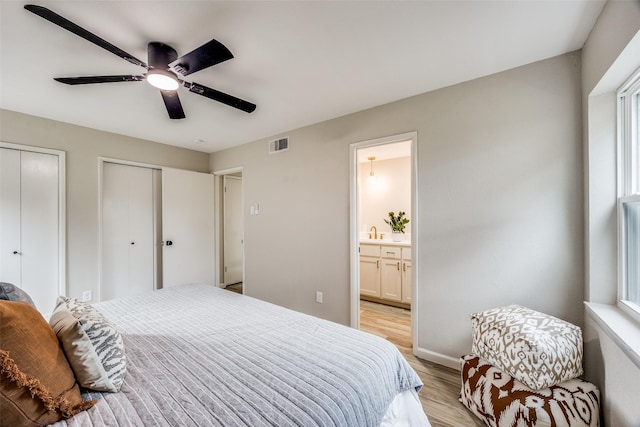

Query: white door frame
[349,132,418,354]
[1,142,66,300]
[213,167,245,291]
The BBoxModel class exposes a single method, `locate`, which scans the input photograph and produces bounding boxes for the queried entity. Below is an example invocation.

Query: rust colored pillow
[0,300,95,427]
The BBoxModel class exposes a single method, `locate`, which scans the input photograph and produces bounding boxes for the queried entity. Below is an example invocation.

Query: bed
[2,283,429,426]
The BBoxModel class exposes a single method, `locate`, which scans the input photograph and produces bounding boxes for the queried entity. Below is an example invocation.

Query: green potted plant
[384,211,410,241]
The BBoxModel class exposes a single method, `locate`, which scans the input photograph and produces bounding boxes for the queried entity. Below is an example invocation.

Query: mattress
[48,284,428,426]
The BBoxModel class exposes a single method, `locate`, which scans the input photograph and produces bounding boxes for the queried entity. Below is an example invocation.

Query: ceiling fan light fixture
[146,68,179,91]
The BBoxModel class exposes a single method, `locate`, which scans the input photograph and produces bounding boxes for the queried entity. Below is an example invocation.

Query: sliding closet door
[0,147,60,315]
[162,168,215,287]
[102,162,155,300]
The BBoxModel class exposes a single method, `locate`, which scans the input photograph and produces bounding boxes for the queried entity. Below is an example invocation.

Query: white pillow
[49,297,126,392]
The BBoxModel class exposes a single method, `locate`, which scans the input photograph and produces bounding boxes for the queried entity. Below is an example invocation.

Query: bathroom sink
[359,237,410,246]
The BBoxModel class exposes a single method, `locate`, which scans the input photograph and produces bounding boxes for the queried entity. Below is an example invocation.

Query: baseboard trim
[415,347,460,370]
[360,295,411,310]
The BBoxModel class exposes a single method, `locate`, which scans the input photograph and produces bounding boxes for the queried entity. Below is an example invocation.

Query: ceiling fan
[24,4,256,119]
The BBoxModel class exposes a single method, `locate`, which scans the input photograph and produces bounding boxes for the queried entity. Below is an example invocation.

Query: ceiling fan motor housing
[148,42,178,69]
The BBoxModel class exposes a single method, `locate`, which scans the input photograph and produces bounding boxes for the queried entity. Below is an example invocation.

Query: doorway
[215,168,245,294]
[349,132,418,354]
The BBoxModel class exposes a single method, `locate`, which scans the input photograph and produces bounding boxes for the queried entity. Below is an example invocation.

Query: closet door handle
[397,262,400,271]
[376,260,379,269]
[12,250,21,255]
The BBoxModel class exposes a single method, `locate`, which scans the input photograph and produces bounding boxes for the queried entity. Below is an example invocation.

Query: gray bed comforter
[51,283,423,427]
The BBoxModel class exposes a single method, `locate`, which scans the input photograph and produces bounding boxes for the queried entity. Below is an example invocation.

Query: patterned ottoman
[459,355,600,427]
[471,305,583,390]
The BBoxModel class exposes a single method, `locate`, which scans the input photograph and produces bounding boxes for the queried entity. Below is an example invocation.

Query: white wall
[359,157,412,239]
[0,109,210,302]
[210,51,584,363]
[581,1,640,425]
[583,315,640,426]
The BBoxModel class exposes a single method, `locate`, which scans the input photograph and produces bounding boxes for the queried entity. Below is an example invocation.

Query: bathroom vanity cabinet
[359,242,411,306]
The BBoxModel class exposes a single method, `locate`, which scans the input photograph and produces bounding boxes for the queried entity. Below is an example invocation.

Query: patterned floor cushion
[471,304,583,390]
[459,354,600,427]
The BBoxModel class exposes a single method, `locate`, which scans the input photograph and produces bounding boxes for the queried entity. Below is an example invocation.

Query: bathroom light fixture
[368,156,377,184]
[146,68,179,91]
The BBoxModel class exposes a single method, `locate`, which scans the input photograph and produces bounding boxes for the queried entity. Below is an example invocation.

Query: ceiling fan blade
[184,82,256,113]
[54,75,145,85]
[160,91,186,119]
[169,39,234,77]
[24,4,148,68]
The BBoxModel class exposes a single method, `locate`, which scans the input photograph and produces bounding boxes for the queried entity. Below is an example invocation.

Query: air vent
[269,137,289,154]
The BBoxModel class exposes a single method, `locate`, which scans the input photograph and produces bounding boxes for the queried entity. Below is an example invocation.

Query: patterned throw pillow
[0,282,36,307]
[49,297,126,392]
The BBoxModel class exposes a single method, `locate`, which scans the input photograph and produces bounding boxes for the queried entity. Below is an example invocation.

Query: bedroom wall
[581,0,640,425]
[209,51,584,364]
[0,109,210,303]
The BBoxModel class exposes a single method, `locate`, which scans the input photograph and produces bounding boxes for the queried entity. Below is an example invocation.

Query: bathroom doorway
[349,132,418,354]
[215,168,245,294]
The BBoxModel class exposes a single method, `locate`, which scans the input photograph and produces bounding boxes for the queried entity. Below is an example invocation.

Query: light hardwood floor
[359,300,484,427]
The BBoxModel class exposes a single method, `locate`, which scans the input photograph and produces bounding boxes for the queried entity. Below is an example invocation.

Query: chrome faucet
[369,225,378,240]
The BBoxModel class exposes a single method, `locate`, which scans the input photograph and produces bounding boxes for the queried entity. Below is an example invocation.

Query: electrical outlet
[82,290,92,302]
[315,291,323,304]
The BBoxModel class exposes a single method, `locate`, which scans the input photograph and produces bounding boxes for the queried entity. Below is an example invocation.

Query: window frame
[618,68,640,196]
[617,66,640,321]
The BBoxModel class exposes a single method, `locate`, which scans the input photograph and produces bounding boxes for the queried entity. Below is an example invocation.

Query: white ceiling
[0,1,605,154]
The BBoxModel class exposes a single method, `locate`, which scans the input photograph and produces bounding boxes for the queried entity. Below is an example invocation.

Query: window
[618,67,640,318]
[619,196,640,306]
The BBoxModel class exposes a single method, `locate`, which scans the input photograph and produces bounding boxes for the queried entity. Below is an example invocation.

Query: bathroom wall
[359,156,412,240]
